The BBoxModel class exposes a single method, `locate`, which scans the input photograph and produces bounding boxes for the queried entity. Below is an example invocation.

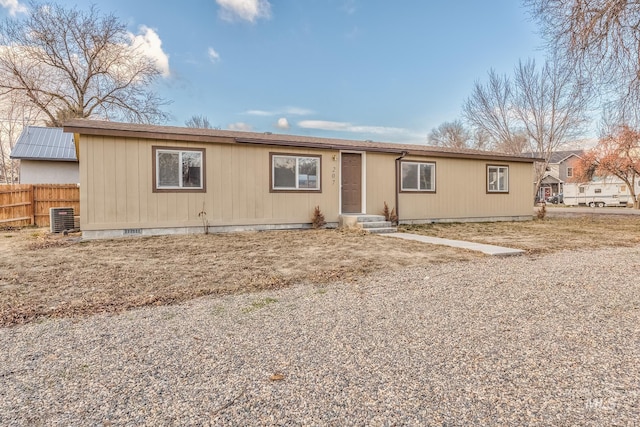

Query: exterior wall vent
[123,228,142,235]
[50,207,75,233]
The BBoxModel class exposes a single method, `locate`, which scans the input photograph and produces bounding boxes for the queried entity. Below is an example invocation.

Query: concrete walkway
[384,232,525,256]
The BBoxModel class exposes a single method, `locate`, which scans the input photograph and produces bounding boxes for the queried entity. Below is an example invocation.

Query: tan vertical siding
[364,153,534,221]
[81,136,340,230]
[79,134,534,232]
[365,153,396,215]
[398,156,533,220]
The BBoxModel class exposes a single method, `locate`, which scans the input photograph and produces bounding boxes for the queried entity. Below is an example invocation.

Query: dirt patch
[400,215,640,254]
[3,215,639,327]
[0,228,477,327]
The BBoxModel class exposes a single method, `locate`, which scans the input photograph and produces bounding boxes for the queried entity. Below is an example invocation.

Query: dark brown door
[341,153,362,213]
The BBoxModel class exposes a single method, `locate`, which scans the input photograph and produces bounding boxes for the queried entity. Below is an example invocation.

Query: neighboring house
[63,119,539,239]
[527,150,583,201]
[10,126,79,184]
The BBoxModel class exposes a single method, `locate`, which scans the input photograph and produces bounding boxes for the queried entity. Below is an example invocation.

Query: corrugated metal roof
[10,126,77,161]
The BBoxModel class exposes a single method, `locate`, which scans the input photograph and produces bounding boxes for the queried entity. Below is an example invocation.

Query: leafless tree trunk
[513,58,590,198]
[0,92,41,183]
[0,2,170,126]
[463,70,525,153]
[464,57,590,200]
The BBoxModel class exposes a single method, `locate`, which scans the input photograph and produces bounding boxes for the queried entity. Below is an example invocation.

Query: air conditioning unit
[50,207,75,233]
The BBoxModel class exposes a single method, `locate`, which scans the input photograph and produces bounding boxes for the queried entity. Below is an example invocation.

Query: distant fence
[0,184,80,228]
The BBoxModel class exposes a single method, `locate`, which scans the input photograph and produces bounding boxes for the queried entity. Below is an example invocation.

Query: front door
[341,153,362,213]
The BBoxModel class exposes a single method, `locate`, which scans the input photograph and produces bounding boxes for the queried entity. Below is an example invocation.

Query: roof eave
[10,156,78,162]
[235,137,539,163]
[63,123,232,145]
[63,119,538,163]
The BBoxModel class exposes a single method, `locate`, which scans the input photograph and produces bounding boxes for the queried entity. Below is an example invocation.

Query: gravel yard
[2,244,639,425]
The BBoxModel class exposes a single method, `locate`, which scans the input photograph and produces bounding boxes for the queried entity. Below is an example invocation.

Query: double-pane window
[272,154,321,191]
[401,162,435,192]
[154,147,204,191]
[487,165,508,192]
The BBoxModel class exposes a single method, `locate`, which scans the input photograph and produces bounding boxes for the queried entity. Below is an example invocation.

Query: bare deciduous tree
[0,92,41,183]
[427,120,471,149]
[471,128,492,151]
[185,115,217,129]
[463,70,525,153]
[492,132,530,155]
[463,58,590,199]
[0,1,170,127]
[526,0,640,122]
[428,120,497,150]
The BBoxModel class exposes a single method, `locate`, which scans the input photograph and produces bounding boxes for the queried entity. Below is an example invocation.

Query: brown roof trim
[233,137,406,154]
[63,119,540,163]
[63,121,234,145]
[234,137,539,162]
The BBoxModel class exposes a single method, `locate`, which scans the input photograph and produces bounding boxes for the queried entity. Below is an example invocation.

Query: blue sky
[1,0,547,143]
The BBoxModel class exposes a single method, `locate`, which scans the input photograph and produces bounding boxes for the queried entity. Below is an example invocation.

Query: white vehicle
[563,181,632,207]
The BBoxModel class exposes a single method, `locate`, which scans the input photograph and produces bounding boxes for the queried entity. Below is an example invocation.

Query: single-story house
[63,119,539,239]
[10,126,79,184]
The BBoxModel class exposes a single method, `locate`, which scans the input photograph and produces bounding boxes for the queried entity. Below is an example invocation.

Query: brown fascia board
[234,137,540,163]
[233,137,406,154]
[63,119,538,163]
[63,121,235,145]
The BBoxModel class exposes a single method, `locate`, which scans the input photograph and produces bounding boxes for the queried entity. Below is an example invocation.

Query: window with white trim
[154,147,204,191]
[401,161,435,191]
[487,165,508,193]
[567,167,573,177]
[271,154,321,191]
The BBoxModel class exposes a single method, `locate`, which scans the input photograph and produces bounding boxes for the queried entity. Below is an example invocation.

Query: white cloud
[276,117,290,129]
[246,109,273,116]
[216,0,271,23]
[228,122,253,131]
[129,26,170,77]
[297,120,408,136]
[245,106,313,116]
[0,0,27,16]
[283,106,314,115]
[208,47,220,63]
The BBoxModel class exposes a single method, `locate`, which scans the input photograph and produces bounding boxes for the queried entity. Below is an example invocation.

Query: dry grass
[400,215,640,254]
[2,215,639,327]
[0,228,476,327]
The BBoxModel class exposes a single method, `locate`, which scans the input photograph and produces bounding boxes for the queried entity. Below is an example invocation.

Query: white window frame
[400,161,436,192]
[154,147,204,192]
[567,167,573,177]
[487,165,509,193]
[271,154,321,192]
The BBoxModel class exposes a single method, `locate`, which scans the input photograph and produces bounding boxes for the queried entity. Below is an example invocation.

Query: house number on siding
[332,166,336,184]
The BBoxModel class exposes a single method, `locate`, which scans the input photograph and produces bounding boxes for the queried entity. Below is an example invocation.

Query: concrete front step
[355,215,386,222]
[360,221,393,229]
[339,214,397,233]
[366,227,398,234]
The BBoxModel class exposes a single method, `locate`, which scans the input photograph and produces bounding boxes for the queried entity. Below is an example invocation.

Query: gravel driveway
[2,245,639,426]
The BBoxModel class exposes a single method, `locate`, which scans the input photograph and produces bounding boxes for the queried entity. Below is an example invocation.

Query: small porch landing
[339,214,397,234]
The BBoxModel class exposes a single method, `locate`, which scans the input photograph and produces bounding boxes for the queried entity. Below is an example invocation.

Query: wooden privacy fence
[0,184,80,228]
